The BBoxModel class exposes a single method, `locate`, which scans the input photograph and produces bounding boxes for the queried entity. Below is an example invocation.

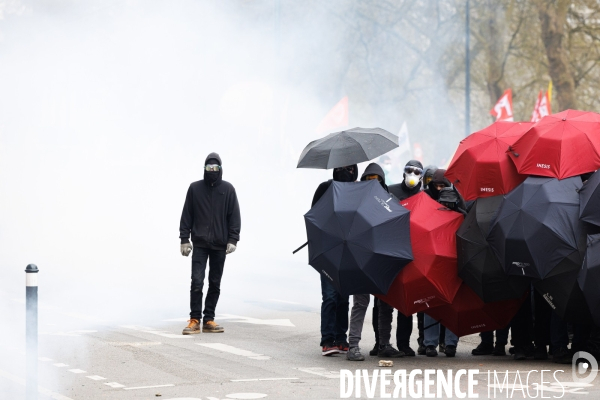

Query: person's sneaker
[513,346,527,361]
[445,345,456,357]
[493,343,507,356]
[182,319,200,335]
[322,343,340,356]
[471,342,494,356]
[335,342,349,354]
[399,345,416,357]
[378,344,404,358]
[552,346,572,364]
[347,347,365,361]
[369,343,380,356]
[202,320,224,333]
[417,343,427,355]
[508,346,515,355]
[439,343,446,354]
[534,345,548,360]
[426,345,438,357]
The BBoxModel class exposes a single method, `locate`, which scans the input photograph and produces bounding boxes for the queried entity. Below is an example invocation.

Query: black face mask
[333,166,356,182]
[204,170,220,185]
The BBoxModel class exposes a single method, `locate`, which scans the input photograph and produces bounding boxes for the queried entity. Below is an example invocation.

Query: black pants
[511,289,551,348]
[190,246,226,322]
[372,298,415,348]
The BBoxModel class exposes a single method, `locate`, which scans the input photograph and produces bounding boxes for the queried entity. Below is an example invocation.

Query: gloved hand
[226,243,237,254]
[181,243,192,257]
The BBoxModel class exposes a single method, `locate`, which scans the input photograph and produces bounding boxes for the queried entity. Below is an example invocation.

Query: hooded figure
[388,160,423,201]
[312,164,358,206]
[425,168,467,211]
[422,165,438,190]
[179,152,241,335]
[361,162,389,192]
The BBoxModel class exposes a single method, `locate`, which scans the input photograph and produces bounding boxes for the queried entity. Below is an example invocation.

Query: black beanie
[405,159,424,170]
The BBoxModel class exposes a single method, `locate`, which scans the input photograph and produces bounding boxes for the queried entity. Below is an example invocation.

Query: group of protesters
[312,157,595,364]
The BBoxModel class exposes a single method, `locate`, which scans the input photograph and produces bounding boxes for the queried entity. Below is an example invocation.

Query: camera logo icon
[572,351,598,384]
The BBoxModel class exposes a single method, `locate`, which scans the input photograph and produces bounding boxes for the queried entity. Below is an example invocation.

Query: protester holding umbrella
[311,165,357,355]
[346,163,401,361]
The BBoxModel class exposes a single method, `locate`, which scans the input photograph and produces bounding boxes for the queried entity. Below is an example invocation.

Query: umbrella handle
[292,241,309,254]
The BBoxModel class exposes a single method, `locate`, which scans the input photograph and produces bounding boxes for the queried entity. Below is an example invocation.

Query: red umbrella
[426,283,526,337]
[375,192,463,316]
[445,121,532,201]
[507,109,600,179]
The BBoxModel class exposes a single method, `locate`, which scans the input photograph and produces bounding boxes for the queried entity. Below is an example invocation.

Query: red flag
[315,96,348,133]
[530,90,552,122]
[490,89,514,122]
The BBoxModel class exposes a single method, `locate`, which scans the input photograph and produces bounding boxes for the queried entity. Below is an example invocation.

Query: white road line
[297,367,340,379]
[197,343,271,360]
[53,363,69,367]
[107,341,162,347]
[86,375,106,381]
[68,369,86,374]
[0,368,74,400]
[121,325,191,339]
[104,382,125,388]
[123,384,175,390]
[231,377,299,382]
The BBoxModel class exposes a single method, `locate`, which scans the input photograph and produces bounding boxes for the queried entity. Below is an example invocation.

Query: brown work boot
[202,320,224,333]
[182,318,200,335]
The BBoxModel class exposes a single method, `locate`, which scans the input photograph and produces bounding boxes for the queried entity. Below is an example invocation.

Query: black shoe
[471,342,494,356]
[508,346,515,355]
[493,343,506,356]
[347,347,365,361]
[426,345,438,357]
[445,345,456,357]
[552,346,572,364]
[398,345,416,357]
[417,344,426,355]
[369,343,380,356]
[534,345,548,360]
[513,346,527,361]
[378,344,404,358]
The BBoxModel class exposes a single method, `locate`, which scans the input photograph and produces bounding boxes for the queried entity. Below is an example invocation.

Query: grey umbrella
[297,127,398,169]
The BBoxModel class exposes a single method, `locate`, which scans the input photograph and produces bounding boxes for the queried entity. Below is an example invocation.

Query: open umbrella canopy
[445,121,531,201]
[578,234,600,326]
[304,180,413,296]
[457,195,530,302]
[579,170,600,226]
[487,176,586,280]
[297,127,398,169]
[426,283,526,337]
[507,109,600,179]
[376,192,463,315]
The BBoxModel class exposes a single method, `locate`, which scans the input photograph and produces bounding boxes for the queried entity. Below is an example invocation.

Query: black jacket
[179,153,241,250]
[388,181,422,201]
[312,164,359,206]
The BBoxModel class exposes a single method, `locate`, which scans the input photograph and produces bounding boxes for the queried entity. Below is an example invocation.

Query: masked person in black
[372,160,424,358]
[312,164,357,356]
[422,165,438,190]
[347,163,401,361]
[179,152,241,335]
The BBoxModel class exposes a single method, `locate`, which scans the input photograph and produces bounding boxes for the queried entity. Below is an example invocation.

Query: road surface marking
[297,367,339,379]
[104,382,125,388]
[231,377,299,382]
[53,363,69,367]
[164,314,294,327]
[198,343,271,360]
[0,368,74,400]
[121,325,191,339]
[86,375,106,381]
[107,341,162,347]
[225,393,268,399]
[268,299,302,304]
[39,357,52,361]
[123,384,175,390]
[68,369,86,374]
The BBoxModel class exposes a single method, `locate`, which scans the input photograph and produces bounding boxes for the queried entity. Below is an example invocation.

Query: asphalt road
[2,291,600,400]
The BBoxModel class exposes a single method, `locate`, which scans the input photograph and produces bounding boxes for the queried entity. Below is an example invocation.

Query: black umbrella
[304,180,412,296]
[580,170,600,226]
[534,253,592,324]
[297,127,398,169]
[457,195,530,302]
[487,176,586,280]
[578,234,600,325]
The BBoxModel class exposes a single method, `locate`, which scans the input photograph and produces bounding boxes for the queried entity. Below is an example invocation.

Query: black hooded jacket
[360,163,389,192]
[388,181,422,201]
[179,152,241,250]
[312,164,358,207]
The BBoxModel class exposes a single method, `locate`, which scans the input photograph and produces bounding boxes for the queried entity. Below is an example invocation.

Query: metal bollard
[25,264,38,400]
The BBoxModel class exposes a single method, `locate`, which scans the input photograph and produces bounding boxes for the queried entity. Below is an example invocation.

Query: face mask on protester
[333,166,356,182]
[404,173,421,188]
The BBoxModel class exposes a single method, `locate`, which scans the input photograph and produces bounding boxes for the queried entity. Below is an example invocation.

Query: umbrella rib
[326,133,345,169]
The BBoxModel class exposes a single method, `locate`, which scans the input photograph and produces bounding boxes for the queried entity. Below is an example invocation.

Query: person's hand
[226,243,236,254]
[181,243,192,257]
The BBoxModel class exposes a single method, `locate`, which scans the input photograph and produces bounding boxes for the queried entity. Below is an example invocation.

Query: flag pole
[465,0,471,137]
